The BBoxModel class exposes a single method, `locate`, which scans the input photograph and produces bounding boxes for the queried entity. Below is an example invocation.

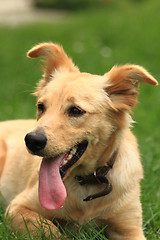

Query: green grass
[0,0,160,239]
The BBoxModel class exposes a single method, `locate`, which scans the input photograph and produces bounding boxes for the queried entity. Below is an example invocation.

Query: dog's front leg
[104,225,146,240]
[97,202,146,240]
[6,205,61,238]
[100,218,146,240]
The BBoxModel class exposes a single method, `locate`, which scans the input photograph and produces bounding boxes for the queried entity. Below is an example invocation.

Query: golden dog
[0,43,158,239]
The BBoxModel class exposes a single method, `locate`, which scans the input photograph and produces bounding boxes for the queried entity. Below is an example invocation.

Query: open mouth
[38,140,88,211]
[59,140,88,178]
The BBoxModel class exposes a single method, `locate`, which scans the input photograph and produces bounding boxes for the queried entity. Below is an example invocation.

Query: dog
[0,42,158,239]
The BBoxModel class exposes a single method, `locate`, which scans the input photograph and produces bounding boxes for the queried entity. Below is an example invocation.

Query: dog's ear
[27,42,78,91]
[105,65,158,111]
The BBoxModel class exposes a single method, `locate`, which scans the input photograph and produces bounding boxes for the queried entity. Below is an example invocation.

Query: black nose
[25,132,47,153]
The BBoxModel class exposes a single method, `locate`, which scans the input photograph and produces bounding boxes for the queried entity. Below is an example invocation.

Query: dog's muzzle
[25,132,47,154]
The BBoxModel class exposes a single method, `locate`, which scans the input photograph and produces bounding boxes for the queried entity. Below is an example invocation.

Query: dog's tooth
[63,160,67,165]
[67,154,72,160]
[71,147,77,155]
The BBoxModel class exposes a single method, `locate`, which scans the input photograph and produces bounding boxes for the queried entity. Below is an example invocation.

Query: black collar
[75,149,118,202]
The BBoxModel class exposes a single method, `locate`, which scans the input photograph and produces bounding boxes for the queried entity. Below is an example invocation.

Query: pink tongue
[39,154,67,210]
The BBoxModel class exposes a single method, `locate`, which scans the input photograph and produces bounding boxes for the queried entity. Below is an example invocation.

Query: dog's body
[0,43,158,239]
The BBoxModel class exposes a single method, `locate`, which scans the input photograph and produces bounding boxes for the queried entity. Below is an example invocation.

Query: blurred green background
[0,0,160,239]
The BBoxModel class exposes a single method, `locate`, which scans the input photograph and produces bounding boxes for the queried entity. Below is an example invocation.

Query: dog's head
[24,42,158,211]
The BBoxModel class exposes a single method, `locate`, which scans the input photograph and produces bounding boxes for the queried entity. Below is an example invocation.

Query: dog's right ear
[27,42,78,93]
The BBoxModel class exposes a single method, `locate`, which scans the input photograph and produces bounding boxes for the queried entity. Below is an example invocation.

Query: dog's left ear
[27,42,78,90]
[105,65,158,111]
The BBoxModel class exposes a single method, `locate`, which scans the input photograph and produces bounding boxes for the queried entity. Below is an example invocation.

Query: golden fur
[0,43,158,239]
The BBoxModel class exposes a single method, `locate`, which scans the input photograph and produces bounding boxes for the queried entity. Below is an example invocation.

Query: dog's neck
[75,148,119,202]
[75,127,127,201]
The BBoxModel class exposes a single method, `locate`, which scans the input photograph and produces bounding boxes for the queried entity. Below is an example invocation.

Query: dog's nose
[25,132,47,153]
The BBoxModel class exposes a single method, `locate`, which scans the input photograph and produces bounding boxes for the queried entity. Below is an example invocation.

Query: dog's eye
[68,106,86,117]
[37,102,45,113]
